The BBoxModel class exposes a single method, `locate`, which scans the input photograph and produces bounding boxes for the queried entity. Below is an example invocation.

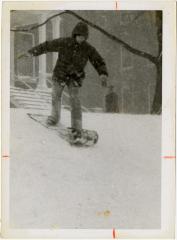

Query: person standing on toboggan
[28,21,109,143]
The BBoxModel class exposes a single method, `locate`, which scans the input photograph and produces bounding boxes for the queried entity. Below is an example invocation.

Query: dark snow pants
[51,80,82,131]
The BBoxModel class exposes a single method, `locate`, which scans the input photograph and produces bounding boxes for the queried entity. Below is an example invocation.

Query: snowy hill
[10,108,161,229]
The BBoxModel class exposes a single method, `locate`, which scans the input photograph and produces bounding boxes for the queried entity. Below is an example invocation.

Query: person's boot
[71,128,85,144]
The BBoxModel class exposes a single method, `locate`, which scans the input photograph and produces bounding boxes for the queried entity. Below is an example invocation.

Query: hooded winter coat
[28,22,108,86]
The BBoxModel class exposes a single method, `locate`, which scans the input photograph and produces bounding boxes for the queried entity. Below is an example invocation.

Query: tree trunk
[151,60,162,114]
[151,11,162,114]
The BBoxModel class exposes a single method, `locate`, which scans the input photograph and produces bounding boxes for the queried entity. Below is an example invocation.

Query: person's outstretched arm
[28,38,65,56]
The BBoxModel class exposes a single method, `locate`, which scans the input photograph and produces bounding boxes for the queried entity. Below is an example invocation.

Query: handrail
[14,75,35,90]
[13,75,51,104]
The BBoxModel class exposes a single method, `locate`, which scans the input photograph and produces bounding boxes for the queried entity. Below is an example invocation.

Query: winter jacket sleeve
[28,38,65,56]
[88,45,108,76]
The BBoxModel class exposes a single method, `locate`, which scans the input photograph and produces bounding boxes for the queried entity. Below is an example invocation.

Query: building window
[120,46,133,71]
[14,31,35,78]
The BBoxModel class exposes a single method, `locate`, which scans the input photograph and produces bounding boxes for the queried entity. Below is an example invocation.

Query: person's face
[75,35,86,44]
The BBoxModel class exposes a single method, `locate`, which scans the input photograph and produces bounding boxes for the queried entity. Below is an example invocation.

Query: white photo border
[1,0,176,238]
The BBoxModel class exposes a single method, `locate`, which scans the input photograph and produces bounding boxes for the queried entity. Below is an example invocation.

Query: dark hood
[72,22,89,39]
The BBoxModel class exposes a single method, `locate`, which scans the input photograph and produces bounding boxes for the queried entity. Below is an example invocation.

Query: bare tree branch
[11,10,158,64]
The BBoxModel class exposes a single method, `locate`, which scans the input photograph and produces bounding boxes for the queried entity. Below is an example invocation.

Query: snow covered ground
[10,108,161,229]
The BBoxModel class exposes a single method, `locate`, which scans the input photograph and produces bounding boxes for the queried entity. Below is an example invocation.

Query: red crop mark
[163,156,176,159]
[2,155,9,159]
[113,228,116,238]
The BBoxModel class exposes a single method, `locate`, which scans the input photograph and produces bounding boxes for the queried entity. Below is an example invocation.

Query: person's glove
[100,75,108,87]
[17,52,32,59]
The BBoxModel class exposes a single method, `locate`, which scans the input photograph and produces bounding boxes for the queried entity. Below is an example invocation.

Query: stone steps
[10,87,53,110]
[10,86,90,112]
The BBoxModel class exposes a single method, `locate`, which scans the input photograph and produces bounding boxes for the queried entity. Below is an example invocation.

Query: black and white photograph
[1,1,176,239]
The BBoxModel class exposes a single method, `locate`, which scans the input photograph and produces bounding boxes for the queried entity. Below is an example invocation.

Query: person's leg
[47,81,64,125]
[68,83,82,131]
